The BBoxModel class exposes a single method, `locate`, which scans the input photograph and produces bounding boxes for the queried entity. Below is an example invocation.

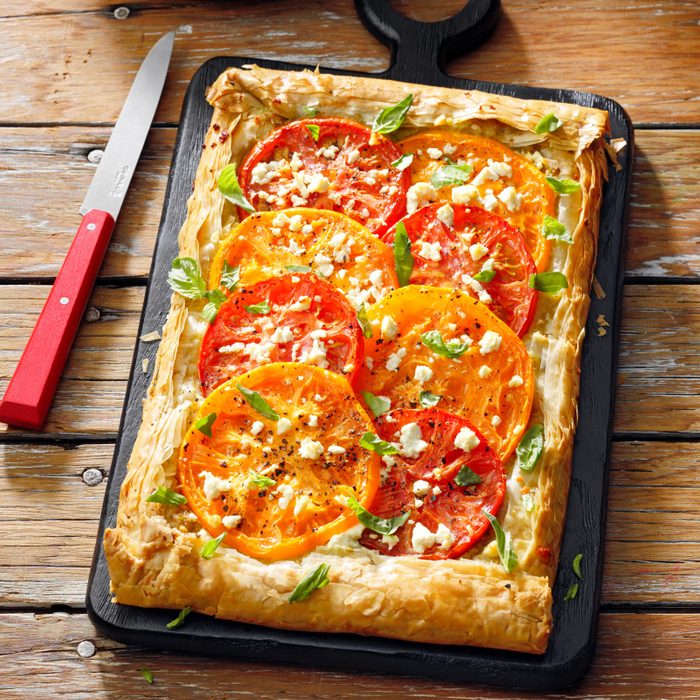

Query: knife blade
[0,32,175,430]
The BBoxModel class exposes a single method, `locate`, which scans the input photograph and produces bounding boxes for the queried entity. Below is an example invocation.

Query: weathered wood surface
[1,127,698,280]
[0,0,697,125]
[0,611,699,698]
[2,284,699,436]
[1,439,697,609]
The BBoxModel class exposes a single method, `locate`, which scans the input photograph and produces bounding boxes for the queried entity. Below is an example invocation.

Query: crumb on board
[592,276,606,300]
[140,330,161,342]
[142,358,149,373]
[596,313,610,337]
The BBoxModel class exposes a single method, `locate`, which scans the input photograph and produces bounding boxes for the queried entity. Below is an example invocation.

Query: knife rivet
[82,468,104,487]
[59,297,70,305]
[113,6,130,20]
[87,149,103,164]
[87,223,96,231]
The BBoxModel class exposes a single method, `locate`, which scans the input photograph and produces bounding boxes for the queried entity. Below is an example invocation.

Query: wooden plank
[1,441,697,608]
[0,127,174,280]
[0,611,699,698]
[0,1,696,125]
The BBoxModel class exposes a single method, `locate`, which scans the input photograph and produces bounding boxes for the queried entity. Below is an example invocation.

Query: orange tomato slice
[209,208,398,310]
[178,362,380,562]
[397,131,555,270]
[356,286,534,460]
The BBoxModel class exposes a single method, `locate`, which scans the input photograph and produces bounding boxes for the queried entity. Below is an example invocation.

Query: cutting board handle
[354,0,500,84]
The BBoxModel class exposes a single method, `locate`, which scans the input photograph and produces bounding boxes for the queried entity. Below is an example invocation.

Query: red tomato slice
[383,203,538,337]
[199,274,363,395]
[359,409,506,560]
[238,118,410,237]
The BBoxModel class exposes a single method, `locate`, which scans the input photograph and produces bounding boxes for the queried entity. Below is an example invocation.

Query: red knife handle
[0,210,115,430]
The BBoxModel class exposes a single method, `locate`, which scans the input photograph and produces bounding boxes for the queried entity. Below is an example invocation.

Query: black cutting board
[87,0,634,690]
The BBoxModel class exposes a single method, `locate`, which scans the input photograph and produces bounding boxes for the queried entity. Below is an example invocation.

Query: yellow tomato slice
[398,131,555,270]
[356,286,534,460]
[209,208,398,310]
[178,362,380,561]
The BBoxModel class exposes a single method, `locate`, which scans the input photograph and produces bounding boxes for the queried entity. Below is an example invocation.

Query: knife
[0,32,175,430]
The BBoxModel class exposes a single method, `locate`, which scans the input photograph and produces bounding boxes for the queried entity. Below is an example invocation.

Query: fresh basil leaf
[420,330,469,359]
[168,257,207,299]
[289,563,330,602]
[473,268,496,283]
[573,553,583,580]
[516,424,544,472]
[201,301,218,323]
[564,582,579,601]
[391,153,413,171]
[200,533,225,560]
[528,271,568,294]
[393,222,413,287]
[346,494,410,535]
[454,465,482,486]
[484,511,518,572]
[419,390,442,408]
[139,669,154,684]
[166,606,191,630]
[194,412,217,438]
[372,94,413,135]
[306,124,320,141]
[236,383,280,421]
[202,288,227,324]
[534,113,563,134]
[218,163,255,213]
[285,264,312,273]
[146,486,187,506]
[542,215,572,244]
[248,470,276,490]
[430,163,473,189]
[356,304,373,339]
[359,431,399,456]
[303,105,318,117]
[545,176,581,194]
[362,391,391,418]
[244,300,270,315]
[220,262,241,292]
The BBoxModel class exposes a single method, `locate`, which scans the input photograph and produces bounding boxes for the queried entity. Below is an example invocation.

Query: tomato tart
[104,65,610,655]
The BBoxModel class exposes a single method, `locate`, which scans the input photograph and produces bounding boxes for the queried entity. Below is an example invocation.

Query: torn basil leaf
[362,391,391,418]
[419,390,442,408]
[528,271,568,294]
[545,176,581,194]
[236,384,280,421]
[285,264,312,273]
[303,105,318,117]
[220,262,241,292]
[248,470,276,490]
[244,300,270,315]
[454,465,482,486]
[306,124,320,141]
[202,288,227,324]
[542,215,572,244]
[218,163,255,213]
[430,162,473,189]
[391,153,413,171]
[372,94,413,135]
[534,113,563,134]
[473,268,496,283]
[359,431,399,456]
[146,486,187,506]
[200,533,225,560]
[420,330,469,359]
[168,257,207,299]
[357,304,373,339]
[564,582,579,601]
[484,511,518,572]
[194,412,217,438]
[139,669,154,684]
[573,553,583,580]
[346,494,409,535]
[289,563,330,602]
[393,222,414,286]
[166,606,191,629]
[515,424,544,472]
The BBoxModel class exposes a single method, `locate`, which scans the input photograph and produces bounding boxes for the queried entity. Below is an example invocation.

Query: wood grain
[0,0,697,125]
[1,439,697,608]
[1,611,699,698]
[1,128,697,280]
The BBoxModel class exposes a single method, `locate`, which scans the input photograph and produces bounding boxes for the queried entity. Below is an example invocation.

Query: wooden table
[1,1,699,696]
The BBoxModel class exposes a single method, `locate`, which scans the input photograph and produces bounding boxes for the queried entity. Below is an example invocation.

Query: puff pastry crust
[104,65,609,654]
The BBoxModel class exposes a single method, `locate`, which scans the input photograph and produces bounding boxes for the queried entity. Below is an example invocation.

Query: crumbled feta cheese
[406,182,437,214]
[482,190,498,211]
[426,147,443,159]
[368,269,384,287]
[289,296,312,312]
[327,445,346,455]
[471,161,513,186]
[274,483,294,510]
[307,414,319,427]
[399,422,428,458]
[478,365,492,378]
[436,203,454,228]
[479,330,502,355]
[432,485,442,496]
[222,514,241,529]
[469,242,489,261]
[381,315,398,340]
[414,365,433,383]
[298,336,329,368]
[271,326,294,344]
[461,274,493,305]
[508,374,524,388]
[365,356,374,370]
[307,173,330,193]
[201,471,233,501]
[385,347,407,372]
[289,152,303,171]
[498,186,523,212]
[435,523,455,549]
[277,417,292,435]
[451,184,480,204]
[250,420,264,436]
[418,240,442,261]
[411,522,437,554]
[246,341,276,363]
[298,437,324,459]
[288,214,304,232]
[381,534,399,549]
[443,143,457,155]
[412,479,430,497]
[293,494,310,517]
[454,427,480,453]
[347,148,361,164]
[218,342,245,354]
[491,415,502,427]
[313,252,334,278]
[272,212,291,228]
